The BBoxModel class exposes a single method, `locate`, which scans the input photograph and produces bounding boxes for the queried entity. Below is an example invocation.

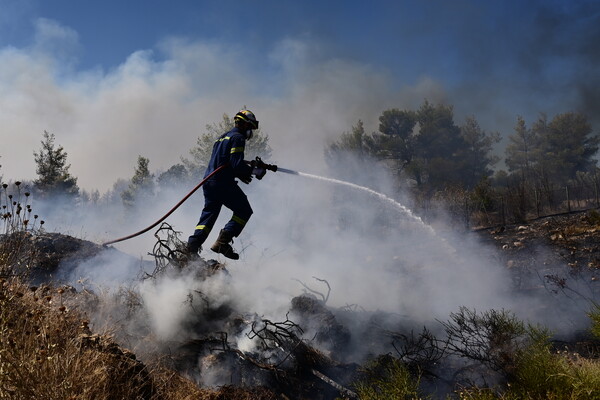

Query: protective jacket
[187,127,254,251]
[205,127,253,184]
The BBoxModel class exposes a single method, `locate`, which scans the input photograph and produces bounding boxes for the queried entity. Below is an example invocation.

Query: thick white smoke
[0,20,444,193]
[2,18,591,370]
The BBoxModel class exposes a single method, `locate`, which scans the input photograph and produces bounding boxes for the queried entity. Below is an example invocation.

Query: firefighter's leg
[210,185,253,259]
[222,185,253,237]
[187,187,223,253]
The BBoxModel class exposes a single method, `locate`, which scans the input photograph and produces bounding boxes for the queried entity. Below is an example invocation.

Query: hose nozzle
[253,156,278,172]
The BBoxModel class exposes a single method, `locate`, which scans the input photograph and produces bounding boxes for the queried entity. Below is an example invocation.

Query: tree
[325,120,373,161]
[537,112,598,182]
[325,120,377,183]
[157,164,190,188]
[33,131,79,199]
[459,116,501,189]
[371,109,417,176]
[183,113,272,179]
[408,101,468,190]
[506,113,599,187]
[505,116,539,180]
[121,156,155,207]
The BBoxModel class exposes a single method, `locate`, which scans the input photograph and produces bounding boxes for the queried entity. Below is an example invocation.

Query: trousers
[187,181,253,249]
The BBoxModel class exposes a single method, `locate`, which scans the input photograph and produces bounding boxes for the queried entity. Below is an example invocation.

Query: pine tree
[505,117,537,176]
[459,116,500,189]
[33,131,79,199]
[325,120,378,183]
[537,112,598,182]
[121,156,155,207]
[410,101,467,190]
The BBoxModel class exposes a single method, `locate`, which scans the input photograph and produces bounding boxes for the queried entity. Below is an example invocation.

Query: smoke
[0,20,440,193]
[446,1,600,134]
[2,9,598,385]
[52,155,592,369]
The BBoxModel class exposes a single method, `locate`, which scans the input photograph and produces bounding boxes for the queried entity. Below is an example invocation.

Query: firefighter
[187,110,267,260]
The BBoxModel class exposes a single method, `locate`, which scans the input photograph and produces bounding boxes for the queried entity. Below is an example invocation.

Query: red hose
[102,164,228,246]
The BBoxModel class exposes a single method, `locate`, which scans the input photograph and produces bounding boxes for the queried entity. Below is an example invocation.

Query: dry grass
[0,276,283,399]
[0,278,221,400]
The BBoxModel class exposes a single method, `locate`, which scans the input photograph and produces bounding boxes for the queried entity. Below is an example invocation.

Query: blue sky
[0,0,598,190]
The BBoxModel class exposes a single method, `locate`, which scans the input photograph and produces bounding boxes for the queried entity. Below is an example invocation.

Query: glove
[239,173,253,184]
[251,156,266,169]
[253,167,266,180]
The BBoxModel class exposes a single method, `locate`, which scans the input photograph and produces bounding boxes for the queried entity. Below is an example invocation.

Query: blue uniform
[188,127,254,249]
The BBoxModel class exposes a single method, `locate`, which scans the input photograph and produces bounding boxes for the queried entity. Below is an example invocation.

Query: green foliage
[353,355,425,400]
[459,116,501,189]
[538,112,599,182]
[327,101,499,194]
[325,120,378,183]
[183,113,272,178]
[505,116,539,179]
[121,155,155,207]
[506,113,598,187]
[449,314,600,399]
[157,163,190,188]
[470,176,497,212]
[589,303,600,339]
[507,326,600,399]
[442,307,528,373]
[33,131,79,199]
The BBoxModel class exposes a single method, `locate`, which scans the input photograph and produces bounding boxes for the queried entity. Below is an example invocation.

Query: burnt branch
[146,223,188,278]
[292,276,331,303]
[439,307,527,373]
[386,326,447,368]
[247,313,304,351]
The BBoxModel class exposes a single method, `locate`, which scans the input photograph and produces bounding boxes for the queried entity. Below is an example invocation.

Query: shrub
[352,355,426,400]
[590,303,600,339]
[456,324,600,399]
[0,182,43,278]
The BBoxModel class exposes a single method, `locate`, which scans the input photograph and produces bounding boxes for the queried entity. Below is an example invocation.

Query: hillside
[2,212,600,399]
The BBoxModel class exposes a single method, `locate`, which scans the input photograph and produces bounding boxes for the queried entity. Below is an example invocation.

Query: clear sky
[0,0,598,190]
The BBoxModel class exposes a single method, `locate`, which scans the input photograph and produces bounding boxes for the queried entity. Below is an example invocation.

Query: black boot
[184,241,202,261]
[210,229,239,260]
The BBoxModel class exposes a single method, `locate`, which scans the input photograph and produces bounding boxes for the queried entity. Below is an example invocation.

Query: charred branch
[292,276,331,303]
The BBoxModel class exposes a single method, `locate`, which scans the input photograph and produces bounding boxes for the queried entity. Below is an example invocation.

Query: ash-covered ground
[18,210,600,399]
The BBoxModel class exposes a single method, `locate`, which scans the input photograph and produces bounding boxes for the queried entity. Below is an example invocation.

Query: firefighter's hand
[239,174,253,184]
[253,167,266,180]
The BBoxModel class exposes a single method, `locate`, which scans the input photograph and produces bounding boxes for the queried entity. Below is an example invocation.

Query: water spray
[102,158,438,246]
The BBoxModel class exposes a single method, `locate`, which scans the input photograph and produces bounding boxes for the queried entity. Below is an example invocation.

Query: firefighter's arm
[230,136,253,183]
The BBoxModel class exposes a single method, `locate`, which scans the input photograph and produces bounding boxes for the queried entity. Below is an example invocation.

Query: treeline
[1,103,597,226]
[0,114,271,210]
[326,101,598,225]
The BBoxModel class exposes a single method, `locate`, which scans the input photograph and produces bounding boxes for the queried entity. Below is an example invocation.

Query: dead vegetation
[3,182,600,398]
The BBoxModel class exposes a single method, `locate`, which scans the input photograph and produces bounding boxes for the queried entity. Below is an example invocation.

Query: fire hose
[102,158,290,246]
